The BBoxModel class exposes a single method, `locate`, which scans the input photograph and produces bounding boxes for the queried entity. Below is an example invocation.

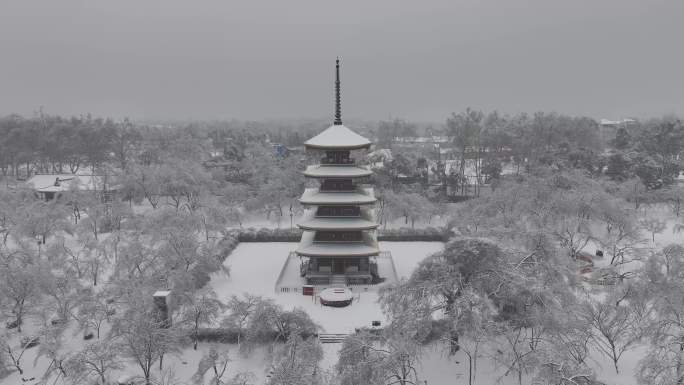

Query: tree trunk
[676,342,684,385]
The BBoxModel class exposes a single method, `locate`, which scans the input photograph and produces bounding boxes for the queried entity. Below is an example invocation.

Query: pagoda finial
[334,57,342,126]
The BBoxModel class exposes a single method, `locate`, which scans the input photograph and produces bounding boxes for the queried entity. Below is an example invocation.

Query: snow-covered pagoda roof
[299,187,376,206]
[303,164,372,178]
[304,124,372,150]
[296,231,379,257]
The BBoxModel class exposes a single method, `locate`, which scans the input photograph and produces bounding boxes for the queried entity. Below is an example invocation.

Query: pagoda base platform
[306,272,372,286]
[275,251,398,293]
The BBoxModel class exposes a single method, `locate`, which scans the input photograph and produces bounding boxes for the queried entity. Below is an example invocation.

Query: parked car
[50,315,68,326]
[576,252,594,265]
[83,329,94,340]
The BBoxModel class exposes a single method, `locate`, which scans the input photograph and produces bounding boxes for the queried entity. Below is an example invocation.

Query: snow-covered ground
[207,225,678,385]
[209,242,444,334]
[5,205,681,385]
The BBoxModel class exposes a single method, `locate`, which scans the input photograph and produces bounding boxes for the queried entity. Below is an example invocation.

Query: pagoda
[296,59,381,286]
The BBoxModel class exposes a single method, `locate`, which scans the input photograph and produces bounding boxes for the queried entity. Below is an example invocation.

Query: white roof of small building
[599,118,637,126]
[319,287,353,302]
[303,165,372,178]
[299,187,376,206]
[304,124,372,150]
[26,174,115,193]
[296,231,379,257]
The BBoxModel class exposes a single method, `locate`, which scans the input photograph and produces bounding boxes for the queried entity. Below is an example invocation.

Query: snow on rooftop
[299,187,376,205]
[319,287,353,302]
[25,174,115,193]
[303,164,372,178]
[304,124,372,150]
[296,231,379,257]
[599,118,637,126]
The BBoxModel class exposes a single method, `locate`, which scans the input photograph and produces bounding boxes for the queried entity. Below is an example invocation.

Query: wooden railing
[320,157,356,165]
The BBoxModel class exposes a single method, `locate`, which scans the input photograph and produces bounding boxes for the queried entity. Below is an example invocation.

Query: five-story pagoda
[297,59,380,285]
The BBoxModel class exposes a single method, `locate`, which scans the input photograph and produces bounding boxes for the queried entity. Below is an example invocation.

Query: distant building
[393,136,449,144]
[677,171,684,187]
[599,118,637,146]
[271,143,304,158]
[26,174,118,201]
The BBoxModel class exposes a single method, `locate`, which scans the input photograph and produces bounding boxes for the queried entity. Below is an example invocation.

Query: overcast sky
[1,0,682,123]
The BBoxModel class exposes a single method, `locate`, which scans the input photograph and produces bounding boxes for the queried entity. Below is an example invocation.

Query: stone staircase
[330,275,346,287]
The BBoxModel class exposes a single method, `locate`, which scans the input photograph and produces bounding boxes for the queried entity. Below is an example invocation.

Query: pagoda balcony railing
[315,206,361,217]
[301,261,375,276]
[314,213,361,218]
[319,185,357,192]
[313,239,364,243]
[320,157,356,165]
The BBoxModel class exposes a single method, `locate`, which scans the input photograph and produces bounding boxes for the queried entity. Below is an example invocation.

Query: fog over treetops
[1,0,682,121]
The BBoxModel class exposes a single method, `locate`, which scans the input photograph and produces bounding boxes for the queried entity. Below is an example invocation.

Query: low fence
[276,283,377,294]
[274,251,398,294]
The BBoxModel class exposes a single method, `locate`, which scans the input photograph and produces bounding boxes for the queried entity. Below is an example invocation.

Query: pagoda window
[314,231,362,242]
[316,258,332,273]
[322,151,352,165]
[316,206,360,217]
[359,257,369,272]
[320,178,354,191]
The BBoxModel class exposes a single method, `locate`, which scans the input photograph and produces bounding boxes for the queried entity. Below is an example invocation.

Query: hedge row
[378,227,451,242]
[236,227,450,242]
[237,227,302,242]
[192,327,316,343]
[192,234,239,289]
[216,233,240,263]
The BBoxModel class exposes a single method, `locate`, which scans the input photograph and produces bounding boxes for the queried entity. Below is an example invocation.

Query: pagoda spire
[334,57,342,126]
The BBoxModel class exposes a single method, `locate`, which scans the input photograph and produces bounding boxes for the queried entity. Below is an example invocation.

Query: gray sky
[1,0,682,123]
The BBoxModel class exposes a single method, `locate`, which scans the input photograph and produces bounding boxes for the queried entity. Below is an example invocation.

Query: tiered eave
[303,124,372,150]
[298,187,376,206]
[303,165,372,178]
[296,231,380,257]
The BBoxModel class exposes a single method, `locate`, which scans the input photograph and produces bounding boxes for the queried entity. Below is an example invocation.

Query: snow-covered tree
[268,333,323,385]
[110,305,182,384]
[180,287,224,350]
[580,285,647,374]
[223,293,262,347]
[65,339,122,385]
[637,244,684,384]
[336,329,421,385]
